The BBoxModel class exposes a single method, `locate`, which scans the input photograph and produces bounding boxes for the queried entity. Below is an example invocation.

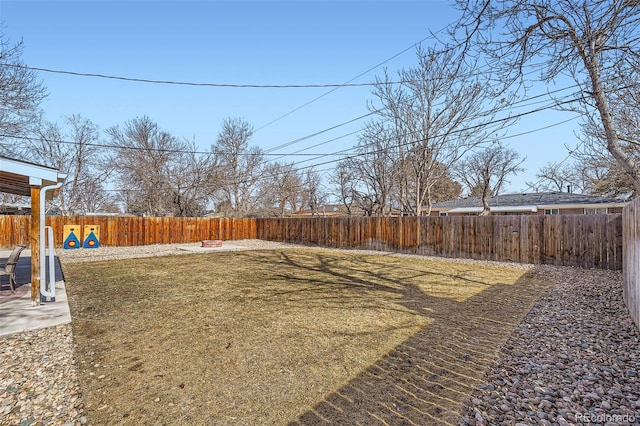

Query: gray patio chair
[0,245,27,293]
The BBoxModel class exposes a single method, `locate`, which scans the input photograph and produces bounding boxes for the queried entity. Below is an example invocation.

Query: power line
[4,72,607,180]
[262,111,376,154]
[269,130,362,163]
[7,105,590,198]
[2,64,389,89]
[501,115,581,140]
[79,107,591,197]
[101,111,589,196]
[215,96,595,189]
[254,26,452,132]
[260,83,583,157]
[6,57,589,160]
[266,84,585,159]
[280,95,590,172]
[3,84,589,162]
[1,134,337,157]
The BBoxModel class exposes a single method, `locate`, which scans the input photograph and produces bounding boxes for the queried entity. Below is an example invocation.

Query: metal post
[39,182,63,302]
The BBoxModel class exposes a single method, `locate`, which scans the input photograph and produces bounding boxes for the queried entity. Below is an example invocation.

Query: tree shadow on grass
[267,251,554,426]
[65,249,554,426]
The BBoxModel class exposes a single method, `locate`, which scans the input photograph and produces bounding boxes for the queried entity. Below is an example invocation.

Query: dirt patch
[64,248,552,425]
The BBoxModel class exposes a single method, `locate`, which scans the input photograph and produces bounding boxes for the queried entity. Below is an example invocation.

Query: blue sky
[0,0,581,194]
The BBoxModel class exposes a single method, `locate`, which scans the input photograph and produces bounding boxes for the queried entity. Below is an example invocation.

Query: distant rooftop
[432,192,627,209]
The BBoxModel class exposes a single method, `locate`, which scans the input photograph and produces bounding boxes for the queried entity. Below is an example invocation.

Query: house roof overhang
[431,192,628,213]
[438,201,627,214]
[446,205,539,214]
[0,156,67,199]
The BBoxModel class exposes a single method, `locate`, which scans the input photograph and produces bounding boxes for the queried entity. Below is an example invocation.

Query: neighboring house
[428,192,627,216]
[293,204,353,217]
[293,207,333,217]
[0,202,31,215]
[292,204,404,217]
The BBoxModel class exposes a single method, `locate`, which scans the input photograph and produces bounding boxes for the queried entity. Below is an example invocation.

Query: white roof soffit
[0,157,67,197]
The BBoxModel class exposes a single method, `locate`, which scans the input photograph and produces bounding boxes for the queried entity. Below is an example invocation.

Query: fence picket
[623,200,640,328]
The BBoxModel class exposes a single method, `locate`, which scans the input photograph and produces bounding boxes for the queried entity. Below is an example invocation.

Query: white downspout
[39,181,64,301]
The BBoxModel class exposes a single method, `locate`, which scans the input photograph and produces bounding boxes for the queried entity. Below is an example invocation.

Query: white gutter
[537,203,627,210]
[39,181,64,301]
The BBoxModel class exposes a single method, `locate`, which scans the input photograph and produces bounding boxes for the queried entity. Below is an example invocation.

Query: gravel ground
[55,239,303,264]
[1,240,639,425]
[460,266,640,426]
[0,323,86,426]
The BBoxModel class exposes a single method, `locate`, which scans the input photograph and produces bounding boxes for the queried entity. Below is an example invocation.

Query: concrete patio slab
[0,249,71,338]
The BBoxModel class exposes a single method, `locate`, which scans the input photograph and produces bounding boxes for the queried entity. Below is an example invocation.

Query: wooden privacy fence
[257,215,622,270]
[0,216,257,248]
[623,199,640,328]
[0,214,623,270]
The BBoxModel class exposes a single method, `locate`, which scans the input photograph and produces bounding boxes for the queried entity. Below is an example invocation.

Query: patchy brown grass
[64,249,546,425]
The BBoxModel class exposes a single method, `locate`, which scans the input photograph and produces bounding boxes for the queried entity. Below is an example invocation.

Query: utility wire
[260,80,584,156]
[93,98,594,194]
[262,111,376,154]
[279,95,590,171]
[3,84,589,160]
[0,134,335,156]
[1,64,387,88]
[269,130,362,163]
[5,104,589,197]
[253,25,453,132]
[5,58,589,159]
[260,83,583,157]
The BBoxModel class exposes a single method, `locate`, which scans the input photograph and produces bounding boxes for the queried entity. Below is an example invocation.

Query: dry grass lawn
[64,248,547,425]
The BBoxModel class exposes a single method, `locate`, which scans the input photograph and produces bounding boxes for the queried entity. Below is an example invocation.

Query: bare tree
[533,70,640,199]
[20,114,115,215]
[301,168,328,216]
[169,140,213,217]
[571,149,637,198]
[108,116,205,216]
[583,160,636,198]
[0,33,46,142]
[340,121,398,216]
[330,161,359,216]
[569,65,640,199]
[75,180,120,214]
[370,44,514,215]
[452,0,640,192]
[529,161,585,194]
[259,161,303,217]
[212,117,264,216]
[455,143,525,215]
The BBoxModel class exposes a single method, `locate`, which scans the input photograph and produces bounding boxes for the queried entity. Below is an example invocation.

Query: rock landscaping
[461,266,640,425]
